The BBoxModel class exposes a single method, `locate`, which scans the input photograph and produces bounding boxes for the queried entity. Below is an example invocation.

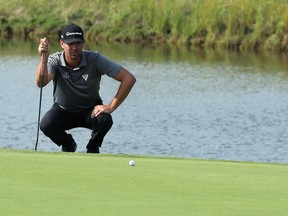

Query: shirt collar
[60,51,87,69]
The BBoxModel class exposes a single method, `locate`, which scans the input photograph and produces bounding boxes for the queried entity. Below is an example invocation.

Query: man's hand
[36,37,52,87]
[91,105,113,118]
[38,37,49,55]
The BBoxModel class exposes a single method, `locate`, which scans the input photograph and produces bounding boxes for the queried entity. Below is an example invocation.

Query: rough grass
[1,0,288,50]
[1,148,288,216]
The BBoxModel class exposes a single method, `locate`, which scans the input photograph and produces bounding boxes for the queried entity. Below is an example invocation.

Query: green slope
[1,0,288,50]
[0,149,287,216]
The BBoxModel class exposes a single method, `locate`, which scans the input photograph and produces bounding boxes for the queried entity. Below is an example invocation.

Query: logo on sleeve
[82,74,88,81]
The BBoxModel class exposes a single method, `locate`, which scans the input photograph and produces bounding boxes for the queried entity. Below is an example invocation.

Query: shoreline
[1,0,288,52]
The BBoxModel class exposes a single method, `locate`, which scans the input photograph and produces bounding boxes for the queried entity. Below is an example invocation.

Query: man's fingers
[38,37,49,54]
[91,106,107,118]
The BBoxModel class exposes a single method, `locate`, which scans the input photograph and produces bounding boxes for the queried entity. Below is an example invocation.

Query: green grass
[0,149,287,216]
[1,0,288,50]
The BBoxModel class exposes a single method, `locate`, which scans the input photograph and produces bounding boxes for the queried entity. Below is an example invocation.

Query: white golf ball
[129,160,135,166]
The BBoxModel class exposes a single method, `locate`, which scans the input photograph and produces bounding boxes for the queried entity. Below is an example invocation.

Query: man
[36,23,136,153]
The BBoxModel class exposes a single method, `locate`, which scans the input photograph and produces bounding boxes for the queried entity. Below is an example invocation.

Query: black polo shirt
[47,50,122,111]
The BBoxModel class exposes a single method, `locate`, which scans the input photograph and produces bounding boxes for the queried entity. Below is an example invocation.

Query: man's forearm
[109,70,136,112]
[36,54,49,87]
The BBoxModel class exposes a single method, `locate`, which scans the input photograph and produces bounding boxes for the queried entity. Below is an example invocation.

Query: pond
[1,39,288,163]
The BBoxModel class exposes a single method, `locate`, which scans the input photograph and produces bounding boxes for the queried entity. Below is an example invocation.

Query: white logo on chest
[82,74,88,81]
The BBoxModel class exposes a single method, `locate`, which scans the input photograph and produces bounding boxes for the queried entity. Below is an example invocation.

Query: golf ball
[129,160,135,166]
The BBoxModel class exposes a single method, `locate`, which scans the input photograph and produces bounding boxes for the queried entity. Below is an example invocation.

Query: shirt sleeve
[47,52,61,76]
[95,53,123,78]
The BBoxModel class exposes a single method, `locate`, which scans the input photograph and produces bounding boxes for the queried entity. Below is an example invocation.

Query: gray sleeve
[47,53,60,76]
[96,53,123,78]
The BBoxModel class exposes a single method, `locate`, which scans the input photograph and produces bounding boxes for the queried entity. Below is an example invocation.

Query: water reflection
[1,38,288,163]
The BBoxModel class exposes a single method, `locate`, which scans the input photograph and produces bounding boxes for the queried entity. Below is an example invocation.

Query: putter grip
[41,52,46,76]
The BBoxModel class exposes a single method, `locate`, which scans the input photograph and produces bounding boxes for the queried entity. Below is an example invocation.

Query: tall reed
[1,0,288,50]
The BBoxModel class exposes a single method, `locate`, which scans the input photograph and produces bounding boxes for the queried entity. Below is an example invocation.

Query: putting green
[0,149,287,216]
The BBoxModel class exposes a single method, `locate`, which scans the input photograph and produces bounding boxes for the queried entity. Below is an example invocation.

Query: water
[1,39,288,163]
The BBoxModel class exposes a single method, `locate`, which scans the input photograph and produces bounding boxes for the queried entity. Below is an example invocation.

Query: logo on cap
[66,32,83,36]
[61,24,85,44]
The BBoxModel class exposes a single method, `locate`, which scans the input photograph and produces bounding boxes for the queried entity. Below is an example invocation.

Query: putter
[35,52,46,151]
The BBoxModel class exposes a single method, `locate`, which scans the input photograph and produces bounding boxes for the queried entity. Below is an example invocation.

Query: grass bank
[1,0,288,51]
[0,148,288,216]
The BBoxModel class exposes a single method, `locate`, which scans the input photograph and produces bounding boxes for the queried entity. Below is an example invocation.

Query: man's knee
[95,113,113,130]
[40,118,56,136]
[100,113,113,129]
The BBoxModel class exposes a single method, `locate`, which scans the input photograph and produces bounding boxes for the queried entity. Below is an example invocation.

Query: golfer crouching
[36,23,136,153]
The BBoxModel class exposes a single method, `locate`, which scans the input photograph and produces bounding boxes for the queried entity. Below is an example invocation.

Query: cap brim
[63,38,85,44]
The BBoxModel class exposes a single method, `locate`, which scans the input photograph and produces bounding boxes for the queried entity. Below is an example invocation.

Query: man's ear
[60,40,64,48]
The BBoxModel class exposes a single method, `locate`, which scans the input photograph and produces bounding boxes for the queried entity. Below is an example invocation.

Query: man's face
[60,40,84,60]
